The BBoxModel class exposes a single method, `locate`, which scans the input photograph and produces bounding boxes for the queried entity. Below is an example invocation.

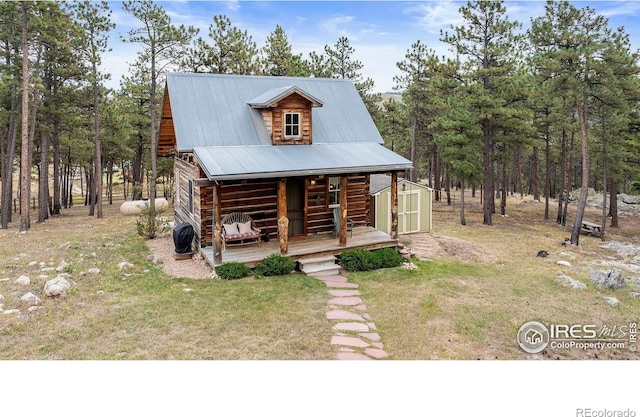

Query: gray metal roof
[193,142,412,181]
[369,174,433,195]
[166,73,412,179]
[167,73,385,149]
[247,85,323,108]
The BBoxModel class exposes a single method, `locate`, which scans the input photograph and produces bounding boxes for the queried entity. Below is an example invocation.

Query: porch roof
[194,142,413,181]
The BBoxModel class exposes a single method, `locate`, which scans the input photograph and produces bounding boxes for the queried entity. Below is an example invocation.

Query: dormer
[248,86,323,145]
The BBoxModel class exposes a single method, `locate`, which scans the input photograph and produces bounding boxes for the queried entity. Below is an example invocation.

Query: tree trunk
[557,127,567,224]
[410,110,418,182]
[531,146,539,201]
[92,59,103,218]
[52,118,60,214]
[482,119,492,225]
[500,160,507,216]
[460,178,466,226]
[544,130,551,220]
[433,150,441,201]
[37,130,50,223]
[609,179,618,227]
[1,95,18,228]
[570,96,590,246]
[19,3,30,232]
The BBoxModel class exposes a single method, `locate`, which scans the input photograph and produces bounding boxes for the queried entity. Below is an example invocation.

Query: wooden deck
[201,226,397,267]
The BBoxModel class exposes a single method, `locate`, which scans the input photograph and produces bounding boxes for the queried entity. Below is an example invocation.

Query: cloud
[225,0,241,12]
[319,14,355,38]
[407,0,465,35]
[597,1,640,17]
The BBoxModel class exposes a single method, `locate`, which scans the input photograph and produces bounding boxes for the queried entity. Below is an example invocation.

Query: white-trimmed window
[284,112,300,138]
[328,177,340,206]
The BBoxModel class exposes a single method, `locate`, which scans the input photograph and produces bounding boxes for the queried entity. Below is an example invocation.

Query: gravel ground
[146,236,215,279]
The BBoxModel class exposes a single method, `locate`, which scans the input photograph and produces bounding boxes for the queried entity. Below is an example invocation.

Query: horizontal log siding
[271,94,312,145]
[217,179,279,243]
[345,174,370,226]
[174,155,203,248]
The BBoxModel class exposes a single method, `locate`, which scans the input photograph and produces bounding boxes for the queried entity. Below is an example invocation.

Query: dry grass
[0,200,334,360]
[350,193,640,359]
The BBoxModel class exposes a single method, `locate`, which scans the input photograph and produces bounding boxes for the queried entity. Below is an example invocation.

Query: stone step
[299,255,340,276]
[301,263,341,276]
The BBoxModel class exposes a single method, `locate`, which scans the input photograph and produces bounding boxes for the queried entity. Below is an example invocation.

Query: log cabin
[158,73,413,267]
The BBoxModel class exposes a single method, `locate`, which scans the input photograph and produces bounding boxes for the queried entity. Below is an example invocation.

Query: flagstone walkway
[309,273,389,360]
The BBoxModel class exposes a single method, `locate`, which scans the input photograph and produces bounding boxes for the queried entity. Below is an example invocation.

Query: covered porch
[201,226,397,268]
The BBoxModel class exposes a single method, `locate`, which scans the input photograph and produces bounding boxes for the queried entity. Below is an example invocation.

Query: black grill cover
[173,223,194,254]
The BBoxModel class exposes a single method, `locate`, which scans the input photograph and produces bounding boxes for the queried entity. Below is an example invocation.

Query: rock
[3,309,20,315]
[628,276,640,286]
[183,288,193,293]
[620,194,640,205]
[147,255,163,265]
[44,276,71,297]
[118,261,134,270]
[28,261,38,267]
[588,268,626,289]
[87,268,101,274]
[96,290,105,296]
[629,292,640,299]
[15,275,30,286]
[555,274,587,290]
[27,306,41,313]
[602,296,619,306]
[0,294,4,301]
[20,292,41,306]
[55,260,69,272]
[402,262,419,270]
[557,260,572,267]
[536,250,549,258]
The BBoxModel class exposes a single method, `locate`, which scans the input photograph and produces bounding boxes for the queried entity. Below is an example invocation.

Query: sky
[103,0,640,94]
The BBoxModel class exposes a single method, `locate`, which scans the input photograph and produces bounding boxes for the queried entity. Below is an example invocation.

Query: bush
[340,249,379,272]
[136,203,170,239]
[255,253,296,277]
[216,262,252,280]
[373,247,402,268]
[340,248,402,272]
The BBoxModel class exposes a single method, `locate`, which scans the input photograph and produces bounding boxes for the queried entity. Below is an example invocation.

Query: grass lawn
[1,192,639,360]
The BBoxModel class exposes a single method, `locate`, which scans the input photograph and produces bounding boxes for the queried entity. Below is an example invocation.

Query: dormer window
[284,112,300,139]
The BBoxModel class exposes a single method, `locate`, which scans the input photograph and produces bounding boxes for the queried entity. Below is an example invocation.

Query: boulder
[602,296,619,307]
[44,276,71,297]
[620,194,640,205]
[55,260,69,273]
[588,268,626,290]
[21,292,41,306]
[118,261,134,270]
[629,292,640,299]
[87,268,101,274]
[15,275,30,286]
[557,260,572,267]
[536,250,549,258]
[555,274,587,290]
[147,255,163,265]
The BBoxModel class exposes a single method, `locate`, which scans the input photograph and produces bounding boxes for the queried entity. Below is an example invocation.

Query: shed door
[287,178,305,236]
[388,190,420,234]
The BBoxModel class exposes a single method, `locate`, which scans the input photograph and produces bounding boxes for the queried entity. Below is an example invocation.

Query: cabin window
[188,179,194,214]
[328,177,340,206]
[284,112,300,138]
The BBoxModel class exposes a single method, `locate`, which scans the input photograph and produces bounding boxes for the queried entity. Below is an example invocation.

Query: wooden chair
[221,212,262,250]
[332,207,355,238]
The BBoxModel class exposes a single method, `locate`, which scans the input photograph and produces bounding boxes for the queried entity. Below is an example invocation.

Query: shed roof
[247,85,323,108]
[369,174,433,195]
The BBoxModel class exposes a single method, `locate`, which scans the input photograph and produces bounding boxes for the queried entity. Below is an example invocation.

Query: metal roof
[166,73,385,149]
[193,142,412,181]
[165,73,412,179]
[369,174,433,195]
[247,85,323,108]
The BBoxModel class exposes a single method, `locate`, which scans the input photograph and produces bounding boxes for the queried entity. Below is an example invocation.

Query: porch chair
[332,207,355,238]
[221,212,262,250]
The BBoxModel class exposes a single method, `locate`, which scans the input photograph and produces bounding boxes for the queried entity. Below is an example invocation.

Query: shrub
[216,262,252,280]
[340,248,402,271]
[136,203,170,239]
[255,253,296,277]
[339,249,379,272]
[373,247,402,268]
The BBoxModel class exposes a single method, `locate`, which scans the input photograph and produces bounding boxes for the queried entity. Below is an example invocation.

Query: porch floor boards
[201,226,397,268]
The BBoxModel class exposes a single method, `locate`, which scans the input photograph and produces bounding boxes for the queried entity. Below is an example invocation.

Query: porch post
[339,176,348,246]
[212,183,223,265]
[390,172,398,239]
[278,178,288,254]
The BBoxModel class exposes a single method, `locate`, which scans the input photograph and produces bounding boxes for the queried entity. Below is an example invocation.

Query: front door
[286,178,305,236]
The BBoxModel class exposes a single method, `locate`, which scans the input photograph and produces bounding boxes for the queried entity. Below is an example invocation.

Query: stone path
[310,273,389,360]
